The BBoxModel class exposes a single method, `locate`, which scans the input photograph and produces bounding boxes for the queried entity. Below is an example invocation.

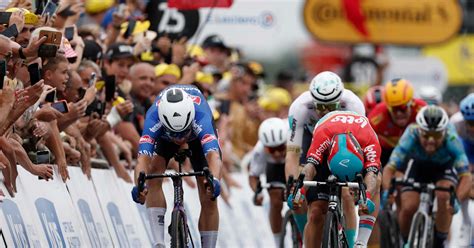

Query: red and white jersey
[306,111,382,170]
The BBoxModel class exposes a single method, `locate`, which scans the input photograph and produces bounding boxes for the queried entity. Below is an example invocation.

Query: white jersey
[450,112,474,143]
[287,89,365,149]
[249,141,285,177]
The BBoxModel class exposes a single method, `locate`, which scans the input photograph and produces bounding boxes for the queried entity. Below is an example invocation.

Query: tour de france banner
[303,0,462,45]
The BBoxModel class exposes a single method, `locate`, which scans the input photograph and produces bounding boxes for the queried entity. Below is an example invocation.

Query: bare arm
[285,148,301,181]
[364,171,379,197]
[249,176,259,192]
[206,151,222,180]
[45,120,69,181]
[382,165,396,191]
[457,174,472,202]
[134,155,152,185]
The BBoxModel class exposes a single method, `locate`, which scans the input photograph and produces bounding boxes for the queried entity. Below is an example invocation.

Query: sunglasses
[314,102,340,112]
[388,102,411,113]
[419,129,445,140]
[266,144,286,154]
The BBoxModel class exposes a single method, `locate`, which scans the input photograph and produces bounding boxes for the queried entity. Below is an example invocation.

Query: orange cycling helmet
[384,78,414,107]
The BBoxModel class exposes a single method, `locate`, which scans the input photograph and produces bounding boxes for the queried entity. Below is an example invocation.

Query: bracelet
[18,47,26,59]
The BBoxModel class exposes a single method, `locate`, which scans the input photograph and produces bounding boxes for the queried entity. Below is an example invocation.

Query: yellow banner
[303,0,462,45]
[423,35,474,85]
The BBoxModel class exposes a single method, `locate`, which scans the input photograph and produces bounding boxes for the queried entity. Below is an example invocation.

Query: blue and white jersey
[138,85,220,157]
[387,123,470,177]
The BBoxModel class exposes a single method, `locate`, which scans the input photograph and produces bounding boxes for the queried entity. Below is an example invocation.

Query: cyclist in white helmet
[285,71,365,237]
[418,85,443,105]
[249,117,288,246]
[132,85,223,248]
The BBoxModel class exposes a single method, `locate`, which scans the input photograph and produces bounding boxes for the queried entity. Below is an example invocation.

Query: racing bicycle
[137,149,215,248]
[292,173,367,248]
[379,178,403,248]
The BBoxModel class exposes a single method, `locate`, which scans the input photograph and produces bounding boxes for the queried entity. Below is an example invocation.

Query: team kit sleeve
[287,102,309,154]
[306,125,331,167]
[138,103,161,157]
[195,111,221,157]
[387,125,416,171]
[446,125,470,177]
[362,124,382,173]
[249,142,267,177]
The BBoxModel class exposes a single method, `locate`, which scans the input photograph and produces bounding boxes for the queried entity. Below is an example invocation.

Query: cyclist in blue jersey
[382,105,471,248]
[131,85,222,248]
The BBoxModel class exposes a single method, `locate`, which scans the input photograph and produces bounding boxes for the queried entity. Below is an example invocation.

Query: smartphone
[88,72,97,87]
[123,19,136,39]
[2,24,18,38]
[104,75,116,102]
[0,12,12,25]
[64,26,74,41]
[41,0,58,17]
[36,150,50,180]
[0,60,6,89]
[45,89,56,103]
[39,30,62,45]
[28,63,42,85]
[51,100,68,113]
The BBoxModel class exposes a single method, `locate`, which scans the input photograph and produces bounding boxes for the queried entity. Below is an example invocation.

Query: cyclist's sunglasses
[266,144,286,154]
[388,101,411,113]
[314,102,340,112]
[419,129,445,140]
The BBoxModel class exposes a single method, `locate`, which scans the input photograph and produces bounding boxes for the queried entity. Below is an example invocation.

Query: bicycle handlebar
[302,181,360,188]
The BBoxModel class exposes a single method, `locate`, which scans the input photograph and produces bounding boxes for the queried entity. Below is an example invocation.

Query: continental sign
[303,0,462,45]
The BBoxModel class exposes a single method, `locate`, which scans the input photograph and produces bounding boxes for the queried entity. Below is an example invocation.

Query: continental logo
[303,0,462,45]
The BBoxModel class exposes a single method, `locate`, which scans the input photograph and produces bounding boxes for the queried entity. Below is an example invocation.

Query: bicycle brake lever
[137,171,146,193]
[286,175,294,200]
[203,167,216,201]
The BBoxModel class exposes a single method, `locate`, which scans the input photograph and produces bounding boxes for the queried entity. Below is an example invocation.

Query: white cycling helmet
[309,71,344,104]
[158,88,196,132]
[418,86,442,105]
[258,118,288,147]
[416,105,449,132]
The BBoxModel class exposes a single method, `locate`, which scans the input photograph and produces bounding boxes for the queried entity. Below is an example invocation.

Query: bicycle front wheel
[322,211,340,248]
[407,213,425,248]
[170,210,187,248]
[280,210,303,248]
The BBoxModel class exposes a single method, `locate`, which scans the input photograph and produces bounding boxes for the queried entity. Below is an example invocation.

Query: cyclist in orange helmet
[368,78,427,166]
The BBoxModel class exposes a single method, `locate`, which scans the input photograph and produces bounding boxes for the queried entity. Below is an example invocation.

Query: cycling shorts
[402,158,458,192]
[266,162,286,185]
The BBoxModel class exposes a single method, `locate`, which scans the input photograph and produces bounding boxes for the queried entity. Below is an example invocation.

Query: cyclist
[131,85,222,248]
[382,105,471,248]
[363,85,384,115]
[248,117,288,246]
[368,78,426,166]
[418,85,443,105]
[285,71,365,236]
[450,93,474,242]
[289,110,382,248]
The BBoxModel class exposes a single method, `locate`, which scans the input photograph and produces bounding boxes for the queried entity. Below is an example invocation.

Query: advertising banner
[66,167,114,247]
[91,168,150,247]
[303,0,462,45]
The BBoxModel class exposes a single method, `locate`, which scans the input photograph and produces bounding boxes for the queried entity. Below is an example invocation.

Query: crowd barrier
[0,165,277,247]
[0,165,471,247]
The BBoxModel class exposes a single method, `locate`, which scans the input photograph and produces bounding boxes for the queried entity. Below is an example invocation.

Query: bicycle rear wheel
[170,210,187,248]
[280,210,303,248]
[322,211,340,248]
[407,213,425,248]
[379,209,402,248]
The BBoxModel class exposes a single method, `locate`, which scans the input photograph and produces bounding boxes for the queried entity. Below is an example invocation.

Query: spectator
[129,62,155,133]
[152,63,181,100]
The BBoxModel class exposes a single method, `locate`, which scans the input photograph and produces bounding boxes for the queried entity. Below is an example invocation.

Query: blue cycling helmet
[327,132,364,182]
[460,93,474,121]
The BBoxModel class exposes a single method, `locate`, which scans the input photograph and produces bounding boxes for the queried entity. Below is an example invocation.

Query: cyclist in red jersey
[290,110,382,247]
[368,78,426,166]
[363,85,384,115]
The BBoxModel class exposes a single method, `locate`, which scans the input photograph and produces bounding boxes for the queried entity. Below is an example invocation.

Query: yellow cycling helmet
[384,78,414,107]
[155,63,181,79]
